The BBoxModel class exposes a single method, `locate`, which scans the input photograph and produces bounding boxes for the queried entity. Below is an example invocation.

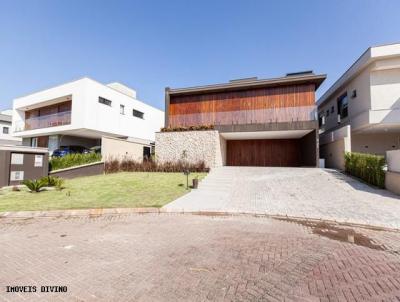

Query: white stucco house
[12,77,164,158]
[318,43,400,169]
[0,109,22,145]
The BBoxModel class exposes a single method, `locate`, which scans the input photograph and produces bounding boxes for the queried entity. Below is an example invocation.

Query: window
[132,109,144,119]
[331,106,334,113]
[99,97,112,106]
[143,146,151,160]
[3,126,9,134]
[326,110,329,117]
[31,137,38,147]
[337,93,349,119]
[318,113,325,127]
[120,104,125,115]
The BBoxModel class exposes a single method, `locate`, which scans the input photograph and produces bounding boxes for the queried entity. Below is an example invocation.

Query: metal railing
[169,106,317,127]
[14,111,71,132]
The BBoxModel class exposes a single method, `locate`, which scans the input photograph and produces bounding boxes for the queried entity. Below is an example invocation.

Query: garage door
[226,139,300,167]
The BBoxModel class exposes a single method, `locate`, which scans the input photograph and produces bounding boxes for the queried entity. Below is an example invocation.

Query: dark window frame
[132,109,144,119]
[3,126,9,134]
[99,97,112,106]
[120,104,125,115]
[337,93,349,119]
[318,112,324,127]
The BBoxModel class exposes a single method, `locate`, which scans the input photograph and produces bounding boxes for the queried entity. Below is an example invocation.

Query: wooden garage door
[226,139,300,167]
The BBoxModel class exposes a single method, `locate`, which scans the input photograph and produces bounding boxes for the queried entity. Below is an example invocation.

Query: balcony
[168,106,317,127]
[14,111,71,132]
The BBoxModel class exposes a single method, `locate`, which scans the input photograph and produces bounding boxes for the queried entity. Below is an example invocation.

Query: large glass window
[337,93,348,119]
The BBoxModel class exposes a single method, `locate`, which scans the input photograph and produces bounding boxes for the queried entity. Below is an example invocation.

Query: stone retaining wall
[155,130,225,168]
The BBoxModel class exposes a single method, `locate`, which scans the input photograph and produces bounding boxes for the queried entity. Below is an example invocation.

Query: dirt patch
[276,218,385,251]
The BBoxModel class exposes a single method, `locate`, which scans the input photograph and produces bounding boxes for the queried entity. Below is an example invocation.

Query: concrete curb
[0,207,399,232]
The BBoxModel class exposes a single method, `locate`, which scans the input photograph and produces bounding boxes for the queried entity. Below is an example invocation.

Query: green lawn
[0,172,206,212]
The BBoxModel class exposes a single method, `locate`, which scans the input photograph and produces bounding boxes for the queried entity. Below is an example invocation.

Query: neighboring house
[0,109,22,145]
[156,72,326,168]
[318,43,400,169]
[12,78,164,159]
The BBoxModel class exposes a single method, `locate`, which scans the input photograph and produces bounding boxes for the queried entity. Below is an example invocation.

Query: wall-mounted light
[351,90,357,98]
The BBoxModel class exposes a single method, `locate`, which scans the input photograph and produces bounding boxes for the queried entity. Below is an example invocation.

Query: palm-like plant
[22,179,46,193]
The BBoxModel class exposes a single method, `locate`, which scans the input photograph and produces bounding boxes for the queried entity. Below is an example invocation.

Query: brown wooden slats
[25,101,72,119]
[169,84,314,116]
[226,139,300,167]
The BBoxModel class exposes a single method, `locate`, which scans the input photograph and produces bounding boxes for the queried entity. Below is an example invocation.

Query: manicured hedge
[344,152,385,188]
[49,153,102,171]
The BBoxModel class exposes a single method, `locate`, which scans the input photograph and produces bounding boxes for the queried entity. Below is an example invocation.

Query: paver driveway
[1,214,400,301]
[164,167,400,229]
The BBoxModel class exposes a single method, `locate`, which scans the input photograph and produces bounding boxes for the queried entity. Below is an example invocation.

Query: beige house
[318,43,400,169]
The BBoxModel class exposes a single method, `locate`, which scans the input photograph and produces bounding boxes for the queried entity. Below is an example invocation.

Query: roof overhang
[167,74,327,97]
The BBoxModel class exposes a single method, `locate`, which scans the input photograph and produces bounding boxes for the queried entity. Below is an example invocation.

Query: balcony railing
[168,106,317,127]
[14,111,71,132]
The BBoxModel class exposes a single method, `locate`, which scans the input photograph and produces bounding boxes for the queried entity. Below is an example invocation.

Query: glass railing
[14,111,71,132]
[168,106,317,127]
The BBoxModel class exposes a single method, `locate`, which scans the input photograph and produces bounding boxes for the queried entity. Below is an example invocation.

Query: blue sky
[0,0,399,111]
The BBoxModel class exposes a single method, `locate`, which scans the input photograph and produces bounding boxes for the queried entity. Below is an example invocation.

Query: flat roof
[167,73,327,96]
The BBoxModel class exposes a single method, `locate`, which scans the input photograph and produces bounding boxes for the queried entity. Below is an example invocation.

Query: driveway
[164,167,400,229]
[1,214,400,301]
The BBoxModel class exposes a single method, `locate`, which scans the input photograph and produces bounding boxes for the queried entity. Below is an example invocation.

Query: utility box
[0,146,49,187]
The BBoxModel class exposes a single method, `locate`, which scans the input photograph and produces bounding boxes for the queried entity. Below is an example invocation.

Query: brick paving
[1,214,400,301]
[165,167,400,229]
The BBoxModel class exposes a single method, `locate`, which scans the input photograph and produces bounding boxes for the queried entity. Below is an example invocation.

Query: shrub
[344,152,386,188]
[50,153,102,171]
[40,176,65,191]
[22,179,47,193]
[160,125,214,132]
[105,158,209,174]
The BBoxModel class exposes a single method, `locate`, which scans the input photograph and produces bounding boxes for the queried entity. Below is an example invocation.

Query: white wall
[12,78,164,141]
[83,78,164,141]
[352,133,400,155]
[318,66,371,132]
[101,136,150,161]
[387,150,400,173]
[0,111,22,145]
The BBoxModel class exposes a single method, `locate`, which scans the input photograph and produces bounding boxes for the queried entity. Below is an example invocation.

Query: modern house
[0,109,22,145]
[156,72,326,168]
[12,78,164,159]
[318,43,400,169]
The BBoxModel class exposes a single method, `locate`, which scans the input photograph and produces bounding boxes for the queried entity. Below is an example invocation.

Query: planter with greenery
[160,125,214,132]
[50,153,102,171]
[344,152,386,188]
[104,158,208,174]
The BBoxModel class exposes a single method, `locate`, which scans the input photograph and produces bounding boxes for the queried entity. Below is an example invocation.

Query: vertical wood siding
[226,139,300,166]
[168,84,315,127]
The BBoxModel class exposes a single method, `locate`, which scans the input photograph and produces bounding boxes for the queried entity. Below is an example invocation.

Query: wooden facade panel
[226,139,300,167]
[25,101,72,119]
[168,84,316,127]
[169,84,315,115]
